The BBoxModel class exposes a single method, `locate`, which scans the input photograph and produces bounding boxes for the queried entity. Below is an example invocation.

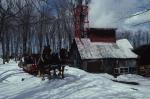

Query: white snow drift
[0,59,150,99]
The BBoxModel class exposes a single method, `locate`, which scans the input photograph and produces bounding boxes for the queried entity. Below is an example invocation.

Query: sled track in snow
[0,71,26,83]
[0,69,22,76]
[9,73,87,99]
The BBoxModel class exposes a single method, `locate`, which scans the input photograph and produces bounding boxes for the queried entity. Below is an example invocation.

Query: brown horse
[37,48,69,79]
[37,46,52,79]
[20,47,69,80]
[59,48,69,78]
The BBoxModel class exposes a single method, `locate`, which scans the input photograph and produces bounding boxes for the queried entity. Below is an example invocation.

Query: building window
[114,67,129,74]
[120,68,129,74]
[129,67,136,73]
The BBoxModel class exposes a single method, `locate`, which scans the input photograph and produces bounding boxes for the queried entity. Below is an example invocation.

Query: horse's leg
[37,66,42,77]
[52,66,56,77]
[38,69,41,77]
[41,67,45,80]
[53,67,57,77]
[58,65,61,77]
[41,71,45,80]
[62,66,65,78]
[48,66,51,80]
[41,75,44,80]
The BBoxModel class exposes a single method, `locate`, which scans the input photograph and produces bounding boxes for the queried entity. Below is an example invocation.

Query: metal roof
[75,38,138,59]
[116,39,133,49]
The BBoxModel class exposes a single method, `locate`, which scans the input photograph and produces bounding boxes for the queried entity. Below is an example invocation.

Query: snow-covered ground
[0,60,150,99]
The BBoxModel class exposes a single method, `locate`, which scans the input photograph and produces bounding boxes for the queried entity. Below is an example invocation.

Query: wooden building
[134,45,150,76]
[71,28,138,75]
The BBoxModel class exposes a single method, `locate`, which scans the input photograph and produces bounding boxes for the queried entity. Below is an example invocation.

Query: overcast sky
[89,0,150,28]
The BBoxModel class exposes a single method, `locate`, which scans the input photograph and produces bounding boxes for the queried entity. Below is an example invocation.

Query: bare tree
[0,0,79,63]
[0,0,16,63]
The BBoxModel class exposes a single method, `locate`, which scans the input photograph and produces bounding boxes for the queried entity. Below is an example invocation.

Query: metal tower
[74,1,89,38]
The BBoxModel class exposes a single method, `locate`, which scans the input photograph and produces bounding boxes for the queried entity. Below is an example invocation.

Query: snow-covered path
[0,60,150,99]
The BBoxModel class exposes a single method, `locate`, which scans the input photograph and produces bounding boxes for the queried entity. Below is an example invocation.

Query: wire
[131,20,150,26]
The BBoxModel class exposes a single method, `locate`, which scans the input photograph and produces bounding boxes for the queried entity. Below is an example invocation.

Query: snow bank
[0,58,3,64]
[0,61,150,99]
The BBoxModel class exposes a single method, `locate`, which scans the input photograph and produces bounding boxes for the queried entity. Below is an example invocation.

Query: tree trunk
[1,37,5,64]
[6,31,10,63]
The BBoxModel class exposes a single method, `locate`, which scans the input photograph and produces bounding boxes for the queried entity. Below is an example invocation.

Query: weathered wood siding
[81,59,137,74]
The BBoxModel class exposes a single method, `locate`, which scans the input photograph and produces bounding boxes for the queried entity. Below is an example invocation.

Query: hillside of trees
[0,0,76,64]
[117,28,150,48]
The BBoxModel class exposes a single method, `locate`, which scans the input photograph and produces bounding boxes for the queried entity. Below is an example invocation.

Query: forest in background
[0,0,77,64]
[117,28,150,48]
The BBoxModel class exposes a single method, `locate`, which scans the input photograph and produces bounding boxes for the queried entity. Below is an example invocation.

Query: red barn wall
[88,28,116,43]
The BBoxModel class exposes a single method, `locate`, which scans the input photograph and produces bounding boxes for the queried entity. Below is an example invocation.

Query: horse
[37,52,62,79]
[37,52,52,79]
[59,48,69,78]
[50,53,61,77]
[36,47,69,79]
[37,49,69,79]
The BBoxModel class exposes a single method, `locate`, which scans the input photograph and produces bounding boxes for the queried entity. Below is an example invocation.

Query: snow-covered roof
[75,38,137,59]
[116,39,133,49]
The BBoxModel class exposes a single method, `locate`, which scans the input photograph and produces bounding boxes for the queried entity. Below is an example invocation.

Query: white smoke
[89,0,150,28]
